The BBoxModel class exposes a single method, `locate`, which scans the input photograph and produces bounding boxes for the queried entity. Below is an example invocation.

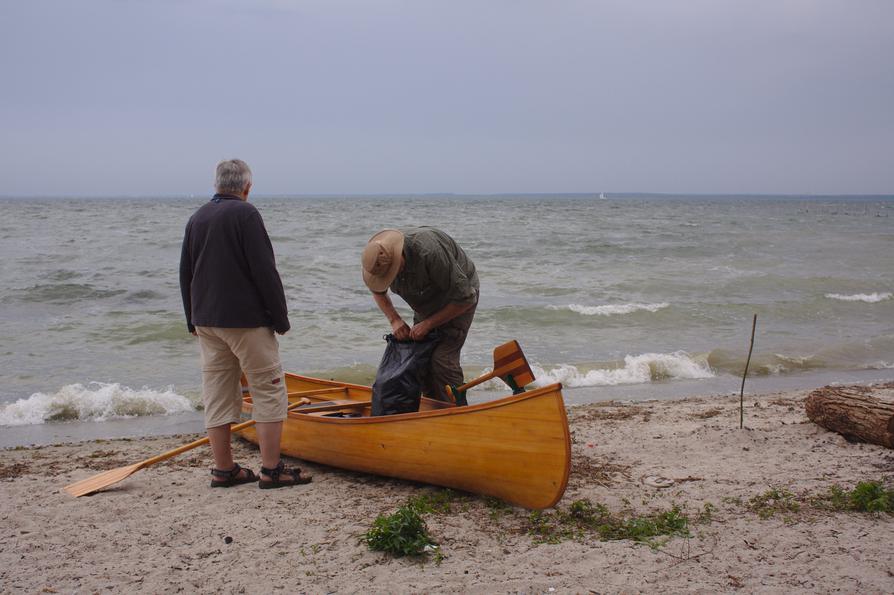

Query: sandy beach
[2,384,892,594]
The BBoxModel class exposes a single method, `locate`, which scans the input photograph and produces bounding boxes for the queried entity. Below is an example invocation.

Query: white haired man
[180,159,310,489]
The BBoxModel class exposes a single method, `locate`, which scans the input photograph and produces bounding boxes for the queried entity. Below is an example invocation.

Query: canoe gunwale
[242,372,566,425]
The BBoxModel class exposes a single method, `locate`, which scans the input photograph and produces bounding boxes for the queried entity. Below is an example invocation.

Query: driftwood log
[805,383,894,448]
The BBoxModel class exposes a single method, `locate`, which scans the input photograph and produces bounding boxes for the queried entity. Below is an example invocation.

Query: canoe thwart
[293,400,371,414]
[287,387,348,398]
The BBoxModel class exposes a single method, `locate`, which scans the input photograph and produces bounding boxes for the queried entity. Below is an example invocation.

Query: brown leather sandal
[210,463,258,488]
[259,460,312,489]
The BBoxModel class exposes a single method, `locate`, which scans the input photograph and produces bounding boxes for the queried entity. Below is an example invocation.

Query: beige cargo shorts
[195,326,287,428]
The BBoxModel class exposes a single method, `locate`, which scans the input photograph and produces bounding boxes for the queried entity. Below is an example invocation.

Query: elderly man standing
[180,159,310,489]
[361,227,479,405]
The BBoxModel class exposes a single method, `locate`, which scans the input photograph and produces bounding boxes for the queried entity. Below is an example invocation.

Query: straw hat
[361,229,405,292]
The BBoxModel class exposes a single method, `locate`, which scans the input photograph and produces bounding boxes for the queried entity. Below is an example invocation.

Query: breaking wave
[529,351,714,388]
[0,382,198,426]
[825,292,892,303]
[547,302,670,316]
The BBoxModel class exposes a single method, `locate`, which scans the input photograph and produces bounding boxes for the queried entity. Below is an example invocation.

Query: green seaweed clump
[747,487,801,519]
[527,498,690,547]
[848,481,894,513]
[813,481,894,513]
[363,504,436,557]
[406,489,459,514]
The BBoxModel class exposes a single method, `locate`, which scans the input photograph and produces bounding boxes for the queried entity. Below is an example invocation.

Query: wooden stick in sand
[740,314,757,429]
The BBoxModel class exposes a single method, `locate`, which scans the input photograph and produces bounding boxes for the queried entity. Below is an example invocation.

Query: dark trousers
[419,303,476,402]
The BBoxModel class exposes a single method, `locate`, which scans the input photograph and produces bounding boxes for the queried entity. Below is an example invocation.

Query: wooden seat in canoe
[292,400,370,414]
[288,387,348,399]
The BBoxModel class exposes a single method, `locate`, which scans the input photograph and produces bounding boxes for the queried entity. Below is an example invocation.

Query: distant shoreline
[2,192,893,201]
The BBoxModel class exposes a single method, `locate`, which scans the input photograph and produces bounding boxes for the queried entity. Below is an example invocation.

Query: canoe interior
[242,372,454,416]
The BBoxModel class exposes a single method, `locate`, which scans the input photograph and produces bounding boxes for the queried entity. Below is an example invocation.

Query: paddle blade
[63,462,143,497]
[493,340,535,390]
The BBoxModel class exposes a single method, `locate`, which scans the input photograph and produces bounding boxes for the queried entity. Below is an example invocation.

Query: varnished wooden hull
[240,373,570,509]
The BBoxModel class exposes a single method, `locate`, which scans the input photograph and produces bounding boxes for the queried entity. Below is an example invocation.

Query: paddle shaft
[454,370,498,393]
[450,340,534,397]
[138,397,311,469]
[63,393,328,496]
[454,353,528,392]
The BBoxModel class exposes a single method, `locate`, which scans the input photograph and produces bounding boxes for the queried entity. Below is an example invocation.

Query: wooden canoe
[239,372,571,509]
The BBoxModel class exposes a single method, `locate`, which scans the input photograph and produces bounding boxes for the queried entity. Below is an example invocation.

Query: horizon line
[1,191,892,200]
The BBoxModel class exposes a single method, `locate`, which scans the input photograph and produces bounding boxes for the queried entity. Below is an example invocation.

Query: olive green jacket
[389,227,479,320]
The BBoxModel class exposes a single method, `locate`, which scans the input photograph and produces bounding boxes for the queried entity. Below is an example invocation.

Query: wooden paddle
[63,397,314,498]
[446,340,535,404]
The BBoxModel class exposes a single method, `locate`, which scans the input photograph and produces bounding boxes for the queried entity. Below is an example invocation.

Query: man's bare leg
[208,424,234,470]
[255,420,283,477]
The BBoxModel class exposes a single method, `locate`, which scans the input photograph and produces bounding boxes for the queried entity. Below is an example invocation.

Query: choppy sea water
[1,194,892,446]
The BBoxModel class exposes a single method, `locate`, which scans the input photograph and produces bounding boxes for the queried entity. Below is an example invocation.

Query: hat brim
[362,229,404,293]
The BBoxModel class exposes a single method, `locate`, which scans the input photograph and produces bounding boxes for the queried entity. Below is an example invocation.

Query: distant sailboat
[599,192,606,199]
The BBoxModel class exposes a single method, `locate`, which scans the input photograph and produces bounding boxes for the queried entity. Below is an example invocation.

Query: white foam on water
[773,354,813,364]
[547,302,670,316]
[824,292,892,303]
[530,352,714,388]
[761,364,788,376]
[0,382,196,426]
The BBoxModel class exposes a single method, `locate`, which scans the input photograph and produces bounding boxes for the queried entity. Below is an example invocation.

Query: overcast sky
[2,1,892,196]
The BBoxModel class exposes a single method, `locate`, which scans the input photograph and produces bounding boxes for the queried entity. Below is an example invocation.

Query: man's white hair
[215,159,252,194]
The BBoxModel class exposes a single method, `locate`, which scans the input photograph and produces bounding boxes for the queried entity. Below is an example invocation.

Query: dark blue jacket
[179,194,290,334]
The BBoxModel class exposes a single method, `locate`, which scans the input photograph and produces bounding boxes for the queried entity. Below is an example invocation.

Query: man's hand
[392,319,411,341]
[408,301,472,341]
[409,319,434,341]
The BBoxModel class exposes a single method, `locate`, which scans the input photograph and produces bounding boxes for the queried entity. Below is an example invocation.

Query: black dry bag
[371,332,440,416]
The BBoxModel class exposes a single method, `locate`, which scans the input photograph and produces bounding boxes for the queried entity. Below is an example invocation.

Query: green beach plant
[597,505,690,546]
[363,503,436,557]
[742,480,894,521]
[406,489,458,514]
[747,487,801,519]
[485,495,513,520]
[848,481,894,512]
[525,498,691,547]
[812,481,894,513]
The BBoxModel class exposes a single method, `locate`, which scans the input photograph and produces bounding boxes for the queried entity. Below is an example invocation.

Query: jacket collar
[212,193,242,202]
